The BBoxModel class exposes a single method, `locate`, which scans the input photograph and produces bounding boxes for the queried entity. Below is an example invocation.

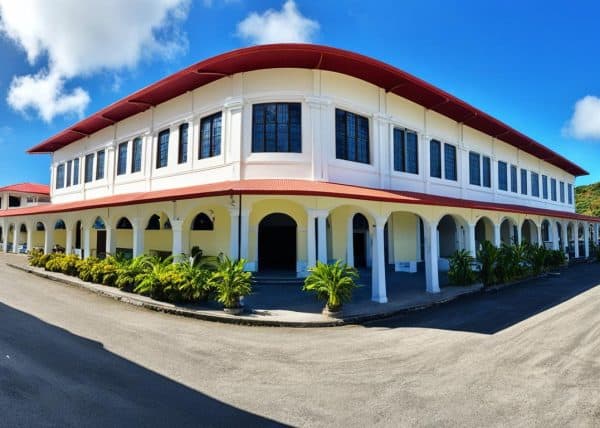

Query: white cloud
[564,95,600,140]
[237,0,319,45]
[0,0,190,122]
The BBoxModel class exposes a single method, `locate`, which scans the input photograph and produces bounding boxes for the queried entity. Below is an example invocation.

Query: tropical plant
[134,256,185,301]
[448,249,477,286]
[44,253,80,276]
[114,255,148,291]
[303,260,358,312]
[28,248,45,267]
[477,240,498,287]
[524,244,547,276]
[209,257,252,309]
[76,257,101,282]
[176,260,214,302]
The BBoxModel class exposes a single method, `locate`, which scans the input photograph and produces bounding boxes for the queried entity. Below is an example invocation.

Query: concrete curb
[8,262,483,328]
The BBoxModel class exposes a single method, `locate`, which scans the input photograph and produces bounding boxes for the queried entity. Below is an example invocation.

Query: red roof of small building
[0,183,50,195]
[0,179,596,223]
[27,44,587,177]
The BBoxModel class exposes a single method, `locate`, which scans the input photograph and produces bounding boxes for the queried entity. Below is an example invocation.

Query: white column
[516,223,522,245]
[1,221,7,252]
[83,227,91,259]
[551,221,559,250]
[26,224,33,253]
[65,227,73,255]
[105,226,115,257]
[493,223,501,247]
[466,223,476,257]
[306,210,316,269]
[239,209,250,264]
[574,222,580,258]
[131,218,144,258]
[561,221,568,254]
[316,212,328,264]
[424,221,440,293]
[228,208,240,260]
[170,219,184,262]
[346,215,354,267]
[44,227,54,255]
[371,216,388,303]
[584,222,590,258]
[12,225,19,253]
[536,224,542,246]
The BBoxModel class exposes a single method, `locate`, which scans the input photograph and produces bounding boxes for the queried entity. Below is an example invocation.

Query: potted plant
[303,260,358,317]
[209,257,252,315]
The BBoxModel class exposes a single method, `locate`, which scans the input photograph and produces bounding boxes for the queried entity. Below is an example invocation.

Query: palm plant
[477,240,498,287]
[134,255,179,300]
[303,260,358,312]
[176,259,214,302]
[209,257,252,310]
[448,249,476,286]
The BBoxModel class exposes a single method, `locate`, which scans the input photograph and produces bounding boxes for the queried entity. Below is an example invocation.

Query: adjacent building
[1,44,597,302]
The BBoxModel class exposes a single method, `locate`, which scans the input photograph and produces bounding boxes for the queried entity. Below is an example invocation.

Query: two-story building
[1,44,597,303]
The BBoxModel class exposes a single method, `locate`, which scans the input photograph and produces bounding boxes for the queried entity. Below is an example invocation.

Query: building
[1,44,598,303]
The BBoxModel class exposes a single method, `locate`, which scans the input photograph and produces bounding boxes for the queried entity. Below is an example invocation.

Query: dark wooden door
[96,230,107,258]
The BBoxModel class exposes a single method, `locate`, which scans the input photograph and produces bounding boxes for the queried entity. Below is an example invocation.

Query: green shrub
[44,253,80,276]
[115,256,147,292]
[209,257,252,309]
[448,249,477,286]
[28,249,45,267]
[477,241,498,287]
[77,257,100,282]
[303,260,358,311]
[134,256,185,301]
[176,259,214,302]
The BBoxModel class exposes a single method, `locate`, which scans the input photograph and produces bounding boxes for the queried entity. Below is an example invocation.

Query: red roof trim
[0,183,50,195]
[27,44,587,177]
[0,179,596,223]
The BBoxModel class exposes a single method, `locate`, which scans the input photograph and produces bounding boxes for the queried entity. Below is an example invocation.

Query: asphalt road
[1,255,599,427]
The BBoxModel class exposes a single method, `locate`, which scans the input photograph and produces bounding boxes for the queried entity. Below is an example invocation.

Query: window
[9,196,20,207]
[510,165,518,193]
[469,152,481,186]
[96,150,105,180]
[335,108,369,164]
[551,178,557,201]
[393,128,418,174]
[531,172,539,197]
[178,123,188,164]
[73,158,79,186]
[66,160,72,187]
[146,214,161,230]
[252,103,301,153]
[156,129,169,169]
[498,161,508,191]
[85,154,94,183]
[191,213,214,231]
[429,139,441,178]
[117,142,128,176]
[568,183,573,205]
[542,175,548,199]
[482,156,491,188]
[559,181,565,203]
[444,143,457,181]
[132,137,142,173]
[520,169,527,195]
[199,112,222,159]
[56,164,65,189]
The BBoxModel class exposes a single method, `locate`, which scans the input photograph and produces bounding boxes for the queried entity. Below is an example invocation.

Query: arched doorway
[475,217,494,250]
[500,218,517,245]
[258,213,297,271]
[521,220,538,245]
[352,213,369,268]
[541,220,551,248]
[93,216,107,258]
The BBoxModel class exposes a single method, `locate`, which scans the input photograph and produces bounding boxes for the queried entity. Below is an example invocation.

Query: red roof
[0,183,50,195]
[0,179,596,223]
[27,44,587,177]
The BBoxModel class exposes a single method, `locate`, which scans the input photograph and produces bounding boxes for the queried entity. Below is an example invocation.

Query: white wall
[49,68,578,213]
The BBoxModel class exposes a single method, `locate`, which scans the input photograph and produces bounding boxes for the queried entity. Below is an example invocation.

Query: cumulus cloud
[237,0,319,45]
[563,95,600,140]
[0,0,190,122]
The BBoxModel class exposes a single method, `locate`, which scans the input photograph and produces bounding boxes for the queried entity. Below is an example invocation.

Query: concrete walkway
[2,253,481,326]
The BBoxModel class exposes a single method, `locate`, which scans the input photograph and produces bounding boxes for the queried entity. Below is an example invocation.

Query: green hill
[575,182,600,216]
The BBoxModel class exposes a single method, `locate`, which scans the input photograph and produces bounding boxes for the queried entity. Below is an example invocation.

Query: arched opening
[577,223,585,257]
[541,220,551,248]
[352,213,369,268]
[73,221,82,256]
[92,216,107,258]
[556,222,564,251]
[0,226,3,246]
[258,213,296,271]
[115,217,133,259]
[17,224,27,253]
[53,219,67,253]
[475,217,494,250]
[144,212,172,258]
[191,213,214,231]
[7,224,14,251]
[521,220,538,245]
[500,218,517,245]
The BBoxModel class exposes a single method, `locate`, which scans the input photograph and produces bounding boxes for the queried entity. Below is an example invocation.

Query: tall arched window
[117,217,133,229]
[146,214,161,230]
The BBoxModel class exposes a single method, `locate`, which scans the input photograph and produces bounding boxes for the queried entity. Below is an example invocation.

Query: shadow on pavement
[363,262,600,334]
[0,302,287,427]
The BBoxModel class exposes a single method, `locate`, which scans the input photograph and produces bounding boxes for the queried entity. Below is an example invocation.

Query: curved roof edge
[27,43,588,177]
[0,182,50,195]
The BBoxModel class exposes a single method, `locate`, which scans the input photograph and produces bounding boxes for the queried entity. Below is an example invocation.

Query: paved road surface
[1,256,599,427]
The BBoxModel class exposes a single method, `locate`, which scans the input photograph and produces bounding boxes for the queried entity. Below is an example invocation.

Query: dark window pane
[335,109,346,160]
[429,139,441,178]
[405,131,418,174]
[156,129,169,168]
[335,108,369,164]
[531,172,539,197]
[498,161,508,191]
[85,153,94,183]
[511,165,518,193]
[568,184,573,205]
[199,112,222,159]
[444,144,457,181]
[482,156,491,188]
[559,181,565,203]
[73,158,79,185]
[178,123,188,164]
[520,169,527,195]
[551,178,557,201]
[66,160,72,187]
[132,137,142,173]
[469,152,480,186]
[96,150,105,180]
[56,164,65,189]
[542,175,548,199]
[117,142,128,175]
[393,129,405,172]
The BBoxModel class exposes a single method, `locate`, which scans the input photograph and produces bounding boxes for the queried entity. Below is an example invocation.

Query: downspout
[237,193,242,261]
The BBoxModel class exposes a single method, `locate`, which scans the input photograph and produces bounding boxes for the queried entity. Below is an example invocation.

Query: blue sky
[1,0,600,187]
